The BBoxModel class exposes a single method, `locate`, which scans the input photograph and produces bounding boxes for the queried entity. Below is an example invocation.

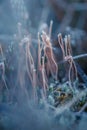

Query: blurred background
[0,0,87,72]
[0,0,87,83]
[0,0,87,34]
[0,0,87,51]
[0,0,87,78]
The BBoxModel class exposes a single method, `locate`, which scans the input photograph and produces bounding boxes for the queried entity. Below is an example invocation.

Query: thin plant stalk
[42,32,58,80]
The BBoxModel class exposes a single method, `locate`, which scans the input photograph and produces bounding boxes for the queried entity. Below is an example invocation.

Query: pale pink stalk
[58,34,78,90]
[42,32,58,80]
[58,33,65,59]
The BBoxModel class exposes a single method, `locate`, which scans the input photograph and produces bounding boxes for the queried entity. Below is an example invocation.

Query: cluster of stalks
[0,22,79,103]
[58,33,78,91]
[17,23,78,103]
[17,22,58,100]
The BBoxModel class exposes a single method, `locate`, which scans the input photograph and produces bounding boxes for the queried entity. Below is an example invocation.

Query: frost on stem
[37,34,48,97]
[41,32,58,81]
[18,36,37,100]
[58,33,78,90]
[24,37,35,86]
